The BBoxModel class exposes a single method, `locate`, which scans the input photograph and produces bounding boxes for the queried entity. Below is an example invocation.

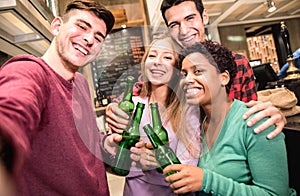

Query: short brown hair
[64,0,115,36]
[160,0,205,26]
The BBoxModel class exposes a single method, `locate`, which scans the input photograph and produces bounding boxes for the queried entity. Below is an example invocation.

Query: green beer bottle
[118,76,135,117]
[143,124,181,176]
[150,102,169,145]
[112,102,145,176]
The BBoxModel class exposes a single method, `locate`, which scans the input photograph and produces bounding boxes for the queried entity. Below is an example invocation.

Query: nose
[179,21,189,35]
[153,54,163,66]
[83,32,94,46]
[184,72,195,84]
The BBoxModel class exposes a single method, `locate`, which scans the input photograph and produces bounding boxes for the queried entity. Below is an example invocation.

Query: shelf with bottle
[94,97,107,112]
[247,34,279,73]
[94,87,116,112]
[95,106,107,112]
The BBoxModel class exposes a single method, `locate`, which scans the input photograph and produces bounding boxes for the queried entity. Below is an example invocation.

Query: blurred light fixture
[111,9,128,29]
[267,0,277,13]
[0,0,54,56]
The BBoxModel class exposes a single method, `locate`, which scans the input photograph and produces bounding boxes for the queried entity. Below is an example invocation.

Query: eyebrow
[149,49,174,55]
[167,21,177,27]
[181,64,197,71]
[167,13,197,27]
[193,63,205,67]
[184,13,197,20]
[77,19,105,39]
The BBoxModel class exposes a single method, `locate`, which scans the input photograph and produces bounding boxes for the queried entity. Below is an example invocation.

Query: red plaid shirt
[128,53,257,103]
[229,53,257,102]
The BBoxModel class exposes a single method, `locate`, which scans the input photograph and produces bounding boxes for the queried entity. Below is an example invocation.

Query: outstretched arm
[243,100,286,139]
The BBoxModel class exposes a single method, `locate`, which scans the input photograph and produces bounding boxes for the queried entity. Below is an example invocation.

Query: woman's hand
[130,141,158,170]
[243,100,286,139]
[105,103,130,133]
[164,164,204,194]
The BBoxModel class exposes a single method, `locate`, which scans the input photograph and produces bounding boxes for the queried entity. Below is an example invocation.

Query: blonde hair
[139,34,180,108]
[139,33,201,157]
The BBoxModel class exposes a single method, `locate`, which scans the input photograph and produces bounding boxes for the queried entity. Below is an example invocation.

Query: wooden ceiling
[204,0,300,27]
[105,0,300,28]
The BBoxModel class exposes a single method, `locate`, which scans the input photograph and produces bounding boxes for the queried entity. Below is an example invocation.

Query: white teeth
[186,88,199,95]
[183,37,193,42]
[186,86,203,95]
[181,35,195,43]
[74,45,88,55]
[151,70,165,75]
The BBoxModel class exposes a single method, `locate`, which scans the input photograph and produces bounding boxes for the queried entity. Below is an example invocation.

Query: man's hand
[105,103,130,133]
[103,133,123,156]
[243,100,287,139]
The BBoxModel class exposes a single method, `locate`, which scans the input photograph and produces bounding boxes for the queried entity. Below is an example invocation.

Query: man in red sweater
[0,0,122,195]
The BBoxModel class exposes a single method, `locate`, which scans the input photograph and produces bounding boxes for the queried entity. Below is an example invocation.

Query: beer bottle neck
[123,82,134,101]
[143,124,163,148]
[128,103,144,132]
[150,103,162,129]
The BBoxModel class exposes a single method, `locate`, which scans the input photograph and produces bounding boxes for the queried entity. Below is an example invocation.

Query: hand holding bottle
[143,124,180,175]
[105,76,135,134]
[102,133,123,156]
[128,138,161,170]
[163,164,204,194]
[106,102,130,133]
[112,102,145,176]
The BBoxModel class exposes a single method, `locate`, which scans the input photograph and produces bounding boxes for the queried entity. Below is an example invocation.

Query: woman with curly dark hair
[164,40,294,195]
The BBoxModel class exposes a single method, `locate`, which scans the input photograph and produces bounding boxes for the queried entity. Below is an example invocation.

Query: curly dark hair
[64,0,115,36]
[180,40,237,94]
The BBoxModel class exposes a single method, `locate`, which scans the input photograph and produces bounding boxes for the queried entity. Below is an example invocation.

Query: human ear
[220,71,230,86]
[50,17,63,36]
[202,9,209,26]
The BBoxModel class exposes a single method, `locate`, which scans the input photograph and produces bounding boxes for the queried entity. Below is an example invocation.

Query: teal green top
[198,99,291,196]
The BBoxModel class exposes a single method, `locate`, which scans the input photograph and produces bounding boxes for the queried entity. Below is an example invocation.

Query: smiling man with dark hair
[0,1,124,195]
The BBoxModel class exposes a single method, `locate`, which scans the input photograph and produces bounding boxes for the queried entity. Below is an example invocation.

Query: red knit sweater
[0,55,109,195]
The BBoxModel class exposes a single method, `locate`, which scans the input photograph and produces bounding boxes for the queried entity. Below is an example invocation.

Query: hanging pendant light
[267,0,277,13]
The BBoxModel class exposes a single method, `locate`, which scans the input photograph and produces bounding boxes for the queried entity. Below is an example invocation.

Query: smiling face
[180,52,228,107]
[144,38,178,87]
[53,9,107,70]
[164,1,209,48]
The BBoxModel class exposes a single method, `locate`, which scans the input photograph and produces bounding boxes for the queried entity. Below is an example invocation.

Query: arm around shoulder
[244,100,286,139]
